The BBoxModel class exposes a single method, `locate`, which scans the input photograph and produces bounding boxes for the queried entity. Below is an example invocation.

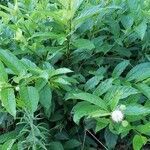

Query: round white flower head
[15,86,20,91]
[111,109,124,123]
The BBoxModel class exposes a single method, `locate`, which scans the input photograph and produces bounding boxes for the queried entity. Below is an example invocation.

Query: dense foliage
[0,0,150,149]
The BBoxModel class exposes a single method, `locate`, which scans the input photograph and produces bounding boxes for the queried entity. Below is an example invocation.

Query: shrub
[0,0,149,149]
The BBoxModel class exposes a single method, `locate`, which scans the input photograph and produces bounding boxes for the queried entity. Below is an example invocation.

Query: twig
[86,129,108,150]
[81,130,86,150]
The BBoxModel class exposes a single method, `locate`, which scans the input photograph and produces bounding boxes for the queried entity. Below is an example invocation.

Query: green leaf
[72,39,95,50]
[66,92,107,110]
[136,83,150,100]
[121,15,134,29]
[0,49,26,74]
[93,78,113,96]
[64,139,81,149]
[72,102,107,124]
[104,128,118,149]
[125,104,150,116]
[126,63,150,82]
[49,142,64,150]
[95,118,109,132]
[104,85,138,110]
[39,84,52,117]
[84,76,103,91]
[133,135,147,150]
[127,0,138,11]
[0,61,8,82]
[136,122,150,136]
[135,21,147,40]
[112,60,129,78]
[104,86,122,110]
[20,86,39,113]
[71,0,84,12]
[49,68,73,78]
[1,139,15,150]
[1,88,16,118]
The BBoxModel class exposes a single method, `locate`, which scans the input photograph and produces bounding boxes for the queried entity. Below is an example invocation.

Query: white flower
[15,86,20,91]
[111,109,124,123]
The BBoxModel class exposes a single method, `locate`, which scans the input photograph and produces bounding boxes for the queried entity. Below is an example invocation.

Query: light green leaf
[0,61,8,82]
[0,49,26,74]
[126,63,150,82]
[125,104,150,116]
[71,0,84,12]
[104,85,138,110]
[136,122,150,136]
[112,60,129,78]
[73,5,102,27]
[1,139,15,150]
[49,68,73,78]
[93,78,113,96]
[1,88,16,118]
[72,102,107,124]
[95,118,109,132]
[20,86,39,113]
[39,84,52,117]
[135,21,147,40]
[66,92,107,110]
[84,76,103,91]
[72,39,95,50]
[133,135,147,150]
[104,86,122,110]
[137,83,150,100]
[121,15,134,29]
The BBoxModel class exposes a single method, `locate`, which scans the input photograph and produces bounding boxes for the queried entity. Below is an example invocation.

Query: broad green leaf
[49,68,73,78]
[0,61,8,82]
[49,142,64,150]
[93,78,113,96]
[39,84,52,117]
[135,21,147,40]
[126,63,150,82]
[72,39,95,50]
[112,60,129,78]
[104,86,122,110]
[104,128,118,149]
[121,15,134,29]
[0,126,22,144]
[136,122,150,136]
[28,32,64,41]
[1,88,16,118]
[66,92,107,110]
[64,139,81,149]
[137,83,150,100]
[74,5,102,25]
[72,102,107,124]
[71,0,84,12]
[125,104,150,116]
[95,118,109,132]
[133,135,147,150]
[20,86,39,113]
[127,0,138,12]
[84,76,103,91]
[104,85,138,110]
[21,58,38,70]
[119,86,139,99]
[0,49,26,74]
[1,139,15,150]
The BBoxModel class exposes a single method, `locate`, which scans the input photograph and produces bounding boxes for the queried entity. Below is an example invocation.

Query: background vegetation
[0,0,150,149]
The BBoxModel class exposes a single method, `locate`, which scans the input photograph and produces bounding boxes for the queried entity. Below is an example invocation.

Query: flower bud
[111,110,124,123]
[15,86,20,91]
